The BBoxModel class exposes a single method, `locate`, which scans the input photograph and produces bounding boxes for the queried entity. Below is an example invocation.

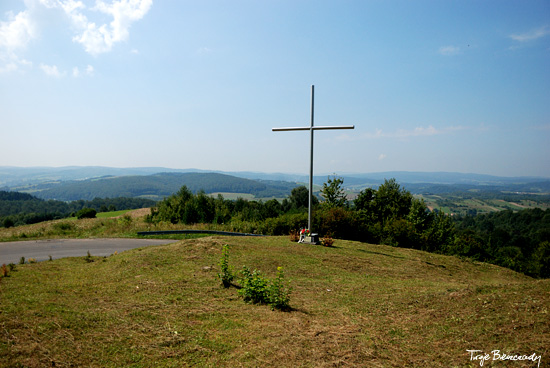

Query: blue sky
[1,0,549,177]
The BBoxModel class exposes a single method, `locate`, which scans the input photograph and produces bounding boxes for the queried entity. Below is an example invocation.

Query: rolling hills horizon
[2,165,548,187]
[1,166,549,203]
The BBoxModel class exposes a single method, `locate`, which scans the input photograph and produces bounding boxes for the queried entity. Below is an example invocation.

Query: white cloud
[71,0,153,56]
[1,0,152,72]
[72,64,94,77]
[395,125,439,138]
[40,63,64,77]
[510,26,550,42]
[0,10,37,50]
[438,45,460,56]
[364,125,465,140]
[0,9,38,72]
[378,154,387,160]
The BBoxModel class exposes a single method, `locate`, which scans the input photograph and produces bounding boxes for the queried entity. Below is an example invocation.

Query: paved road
[0,238,178,264]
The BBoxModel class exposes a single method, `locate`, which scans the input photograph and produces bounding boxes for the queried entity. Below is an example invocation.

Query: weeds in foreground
[238,265,292,311]
[85,250,93,263]
[1,264,8,277]
[267,266,292,311]
[217,244,234,288]
[218,246,292,310]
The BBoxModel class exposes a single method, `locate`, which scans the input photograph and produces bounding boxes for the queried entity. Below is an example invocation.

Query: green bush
[53,221,76,233]
[268,267,292,311]
[237,265,292,311]
[2,218,14,228]
[238,266,270,304]
[76,208,97,219]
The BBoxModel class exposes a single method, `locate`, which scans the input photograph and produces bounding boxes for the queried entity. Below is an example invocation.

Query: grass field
[1,231,548,367]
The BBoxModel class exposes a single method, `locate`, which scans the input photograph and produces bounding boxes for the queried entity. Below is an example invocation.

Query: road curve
[0,238,179,265]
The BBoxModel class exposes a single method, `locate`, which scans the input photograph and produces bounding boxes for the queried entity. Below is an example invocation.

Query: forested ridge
[17,172,297,201]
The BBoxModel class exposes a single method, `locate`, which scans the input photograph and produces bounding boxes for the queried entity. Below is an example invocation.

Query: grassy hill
[1,220,548,366]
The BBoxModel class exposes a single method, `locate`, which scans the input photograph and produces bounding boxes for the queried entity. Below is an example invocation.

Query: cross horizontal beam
[272,125,355,132]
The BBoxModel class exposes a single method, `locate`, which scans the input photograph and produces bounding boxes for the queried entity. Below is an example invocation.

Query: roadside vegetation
[1,236,548,367]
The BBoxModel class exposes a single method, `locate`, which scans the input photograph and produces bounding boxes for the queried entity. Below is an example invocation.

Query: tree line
[452,209,549,278]
[148,177,549,278]
[0,191,155,228]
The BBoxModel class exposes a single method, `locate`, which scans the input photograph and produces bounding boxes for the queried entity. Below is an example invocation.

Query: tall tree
[320,176,347,208]
[288,186,318,210]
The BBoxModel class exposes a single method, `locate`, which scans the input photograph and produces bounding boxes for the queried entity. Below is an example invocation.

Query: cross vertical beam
[308,85,314,231]
[272,85,354,235]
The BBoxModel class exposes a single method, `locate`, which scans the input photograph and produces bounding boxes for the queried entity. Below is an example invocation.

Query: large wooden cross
[272,85,355,234]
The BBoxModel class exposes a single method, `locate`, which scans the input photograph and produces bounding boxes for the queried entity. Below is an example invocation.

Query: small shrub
[8,263,16,272]
[289,230,300,242]
[118,215,132,227]
[3,218,14,228]
[28,258,37,264]
[19,257,25,265]
[238,266,270,304]
[238,265,292,311]
[217,245,234,288]
[322,236,334,247]
[268,267,292,311]
[77,208,97,219]
[53,222,75,233]
[1,264,8,277]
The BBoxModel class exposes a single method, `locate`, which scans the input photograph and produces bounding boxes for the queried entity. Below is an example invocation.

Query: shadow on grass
[222,282,303,313]
[356,248,406,259]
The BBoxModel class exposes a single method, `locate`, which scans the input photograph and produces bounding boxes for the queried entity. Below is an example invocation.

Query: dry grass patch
[1,236,548,367]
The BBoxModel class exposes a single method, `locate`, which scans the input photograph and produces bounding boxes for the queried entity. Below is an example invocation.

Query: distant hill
[16,172,298,201]
[0,166,199,187]
[2,166,549,200]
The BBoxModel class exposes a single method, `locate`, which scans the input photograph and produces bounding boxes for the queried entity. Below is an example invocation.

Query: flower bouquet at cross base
[298,228,311,243]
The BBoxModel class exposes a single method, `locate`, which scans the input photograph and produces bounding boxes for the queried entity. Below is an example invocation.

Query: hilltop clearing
[1,235,548,367]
